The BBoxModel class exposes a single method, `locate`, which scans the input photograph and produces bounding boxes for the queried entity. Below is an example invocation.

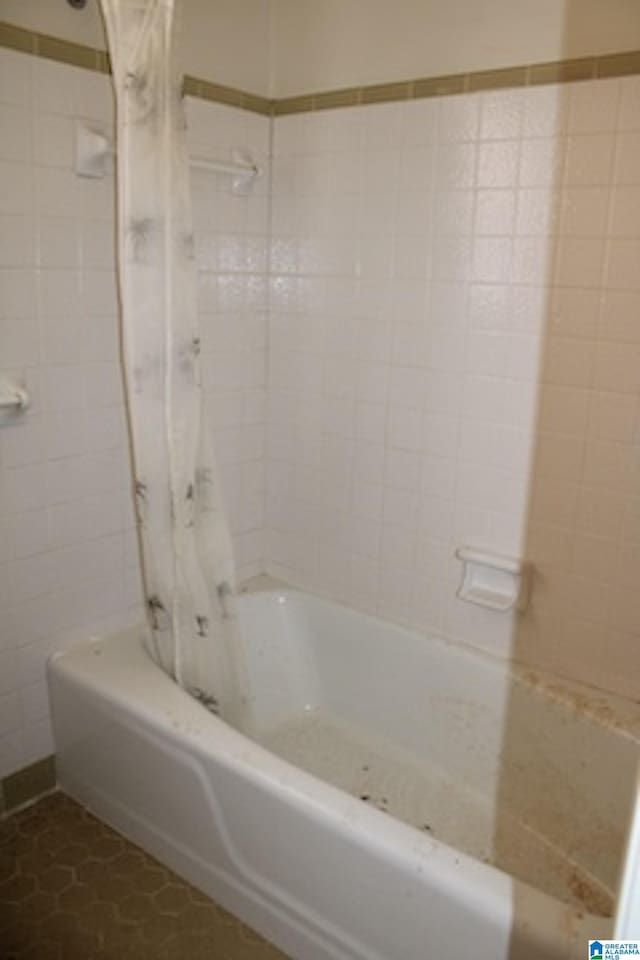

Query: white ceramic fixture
[74,119,261,194]
[48,586,637,960]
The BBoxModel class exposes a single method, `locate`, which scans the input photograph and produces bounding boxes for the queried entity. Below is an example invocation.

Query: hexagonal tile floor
[0,791,291,960]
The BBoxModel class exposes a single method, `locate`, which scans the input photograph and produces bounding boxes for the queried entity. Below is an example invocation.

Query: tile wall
[0,47,269,777]
[267,76,640,700]
[1,40,638,778]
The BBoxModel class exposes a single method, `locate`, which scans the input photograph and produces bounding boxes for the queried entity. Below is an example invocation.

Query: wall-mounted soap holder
[75,120,113,179]
[0,376,29,414]
[455,546,531,613]
[74,119,261,194]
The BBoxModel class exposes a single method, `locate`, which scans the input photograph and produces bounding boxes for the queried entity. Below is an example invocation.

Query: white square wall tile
[438,95,479,142]
[388,405,423,451]
[474,190,516,236]
[384,448,423,491]
[392,322,429,367]
[521,86,569,139]
[0,49,33,107]
[618,77,640,132]
[34,113,74,168]
[554,237,605,288]
[516,187,561,237]
[34,59,83,116]
[0,162,33,215]
[12,509,51,560]
[401,99,438,145]
[1,418,47,468]
[568,79,620,134]
[478,141,519,188]
[0,104,31,162]
[36,166,79,218]
[429,329,466,373]
[472,237,513,283]
[614,132,640,185]
[599,290,640,343]
[433,190,473,236]
[564,134,614,186]
[512,237,553,285]
[430,282,469,327]
[593,342,640,394]
[75,69,114,124]
[389,366,426,408]
[435,143,476,190]
[38,217,81,268]
[588,391,639,443]
[38,269,81,317]
[560,187,609,237]
[549,287,600,339]
[364,102,403,149]
[422,412,459,457]
[431,236,471,281]
[0,268,36,317]
[479,90,523,141]
[0,215,35,267]
[605,239,640,291]
[543,336,595,388]
[519,138,565,188]
[609,186,640,236]
[0,319,39,370]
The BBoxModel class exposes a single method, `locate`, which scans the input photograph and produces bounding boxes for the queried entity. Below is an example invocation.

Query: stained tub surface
[48,587,639,959]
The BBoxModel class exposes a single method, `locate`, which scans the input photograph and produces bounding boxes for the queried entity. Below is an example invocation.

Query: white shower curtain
[100,0,252,730]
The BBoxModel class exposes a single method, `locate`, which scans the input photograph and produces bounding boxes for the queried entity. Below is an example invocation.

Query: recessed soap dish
[455,546,531,613]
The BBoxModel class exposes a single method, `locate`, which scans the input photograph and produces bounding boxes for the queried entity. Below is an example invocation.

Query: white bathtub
[48,586,639,959]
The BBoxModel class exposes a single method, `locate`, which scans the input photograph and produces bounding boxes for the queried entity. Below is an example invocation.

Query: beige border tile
[529,57,596,86]
[0,21,271,115]
[273,95,314,116]
[468,66,529,92]
[36,32,99,70]
[1,21,640,119]
[413,74,467,98]
[361,81,412,104]
[597,50,640,78]
[182,75,270,114]
[96,49,111,75]
[242,92,272,116]
[2,756,56,812]
[0,21,35,54]
[183,74,201,98]
[197,79,245,109]
[313,88,361,111]
[273,51,640,114]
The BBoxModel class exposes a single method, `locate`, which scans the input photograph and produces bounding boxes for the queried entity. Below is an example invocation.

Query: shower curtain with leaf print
[100,0,252,730]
